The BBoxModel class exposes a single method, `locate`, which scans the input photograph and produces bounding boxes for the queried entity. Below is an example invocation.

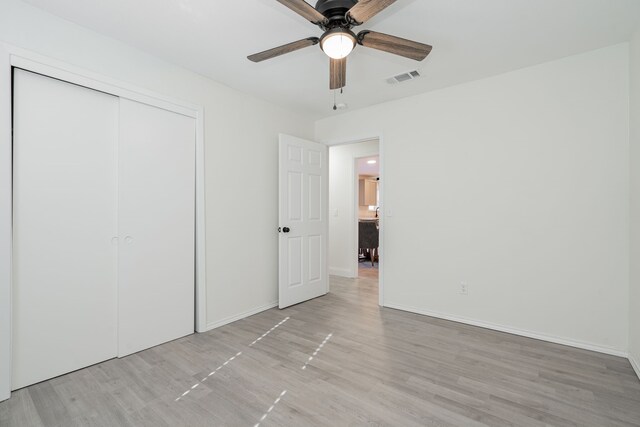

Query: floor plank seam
[302,333,333,370]
[175,316,290,402]
[249,316,290,347]
[254,390,286,427]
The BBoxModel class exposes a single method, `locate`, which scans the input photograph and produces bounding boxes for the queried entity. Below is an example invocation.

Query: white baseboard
[204,301,278,332]
[384,303,628,358]
[329,267,355,278]
[630,354,640,381]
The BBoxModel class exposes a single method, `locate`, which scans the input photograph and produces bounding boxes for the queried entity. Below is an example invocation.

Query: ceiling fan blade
[276,0,328,25]
[330,57,347,90]
[347,0,396,25]
[357,31,432,61]
[248,37,320,62]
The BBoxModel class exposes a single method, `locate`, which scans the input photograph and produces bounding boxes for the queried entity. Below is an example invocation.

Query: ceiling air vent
[387,70,421,85]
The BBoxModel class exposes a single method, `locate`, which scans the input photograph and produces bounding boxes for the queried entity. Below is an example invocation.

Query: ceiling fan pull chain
[333,90,337,110]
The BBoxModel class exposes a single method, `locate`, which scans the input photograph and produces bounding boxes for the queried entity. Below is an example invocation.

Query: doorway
[355,155,380,281]
[328,138,381,303]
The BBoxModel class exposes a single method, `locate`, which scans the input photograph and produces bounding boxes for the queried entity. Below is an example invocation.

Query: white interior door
[278,134,328,308]
[117,99,195,357]
[12,70,118,390]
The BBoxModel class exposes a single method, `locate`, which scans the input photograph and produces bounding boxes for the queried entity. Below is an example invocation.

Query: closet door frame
[0,44,208,402]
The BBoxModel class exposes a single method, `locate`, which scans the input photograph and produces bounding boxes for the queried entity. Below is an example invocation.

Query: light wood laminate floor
[1,272,639,426]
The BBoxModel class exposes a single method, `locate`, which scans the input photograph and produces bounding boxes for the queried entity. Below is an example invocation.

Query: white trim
[205,302,278,331]
[194,107,207,333]
[0,43,12,402]
[329,267,355,278]
[0,45,208,400]
[384,303,628,358]
[378,136,385,307]
[9,46,198,118]
[630,354,640,381]
[323,134,384,147]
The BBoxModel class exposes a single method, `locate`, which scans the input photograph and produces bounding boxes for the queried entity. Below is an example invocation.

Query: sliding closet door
[12,70,118,390]
[118,99,195,357]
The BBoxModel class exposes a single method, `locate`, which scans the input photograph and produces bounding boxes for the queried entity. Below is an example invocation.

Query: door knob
[282,227,290,233]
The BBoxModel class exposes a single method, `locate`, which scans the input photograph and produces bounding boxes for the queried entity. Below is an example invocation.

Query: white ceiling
[357,156,380,176]
[22,0,640,119]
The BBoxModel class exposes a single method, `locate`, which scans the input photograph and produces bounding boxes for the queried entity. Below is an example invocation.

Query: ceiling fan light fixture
[320,28,356,59]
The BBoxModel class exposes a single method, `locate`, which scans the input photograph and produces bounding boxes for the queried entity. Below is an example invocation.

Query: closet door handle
[125,236,134,244]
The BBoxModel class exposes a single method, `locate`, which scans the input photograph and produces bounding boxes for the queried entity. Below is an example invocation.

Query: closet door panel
[12,70,118,390]
[118,99,195,357]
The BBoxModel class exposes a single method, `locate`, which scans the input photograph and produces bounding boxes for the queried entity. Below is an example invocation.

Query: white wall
[329,140,379,277]
[0,0,314,398]
[317,44,630,355]
[629,28,640,375]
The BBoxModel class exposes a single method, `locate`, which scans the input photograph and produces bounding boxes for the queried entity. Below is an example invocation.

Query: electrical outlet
[460,281,468,295]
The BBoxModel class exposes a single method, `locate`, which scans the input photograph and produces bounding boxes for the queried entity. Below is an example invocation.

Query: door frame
[0,44,208,401]
[326,135,384,307]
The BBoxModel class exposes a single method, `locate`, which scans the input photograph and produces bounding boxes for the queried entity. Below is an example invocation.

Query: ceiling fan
[247,0,432,90]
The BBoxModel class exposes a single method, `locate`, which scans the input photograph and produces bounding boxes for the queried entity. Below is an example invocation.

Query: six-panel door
[278,134,328,309]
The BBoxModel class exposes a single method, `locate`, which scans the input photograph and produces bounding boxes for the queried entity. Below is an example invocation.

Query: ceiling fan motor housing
[316,0,358,22]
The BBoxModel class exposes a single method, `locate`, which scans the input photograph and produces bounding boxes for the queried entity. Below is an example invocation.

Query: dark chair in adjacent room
[358,221,379,266]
